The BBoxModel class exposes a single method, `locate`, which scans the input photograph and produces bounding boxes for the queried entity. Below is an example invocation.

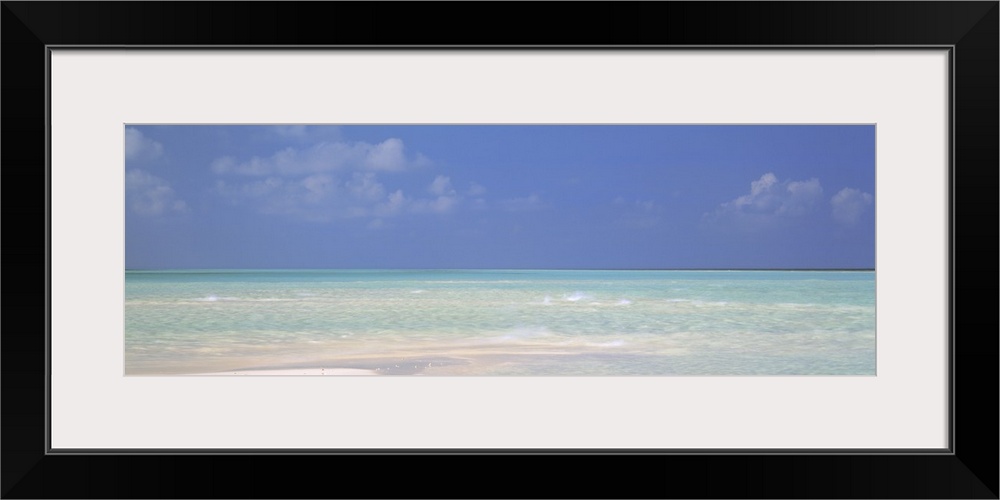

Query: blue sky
[125,125,875,269]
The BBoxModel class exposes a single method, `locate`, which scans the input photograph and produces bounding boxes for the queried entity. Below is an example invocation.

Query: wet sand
[189,367,378,376]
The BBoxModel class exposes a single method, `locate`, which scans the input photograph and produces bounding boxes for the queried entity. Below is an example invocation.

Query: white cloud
[364,138,406,171]
[209,135,475,222]
[346,172,386,201]
[217,169,468,222]
[217,173,392,221]
[215,177,280,201]
[267,125,344,143]
[467,182,486,196]
[412,195,458,214]
[210,156,237,174]
[707,172,824,230]
[500,194,545,212]
[831,187,873,226]
[216,175,342,220]
[216,177,290,214]
[211,138,427,176]
[750,172,778,195]
[375,189,407,216]
[428,175,455,196]
[412,177,459,214]
[125,169,187,216]
[636,200,656,211]
[302,174,337,203]
[781,178,824,216]
[124,128,164,162]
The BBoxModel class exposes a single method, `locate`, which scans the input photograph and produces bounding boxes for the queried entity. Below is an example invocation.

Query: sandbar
[189,367,378,376]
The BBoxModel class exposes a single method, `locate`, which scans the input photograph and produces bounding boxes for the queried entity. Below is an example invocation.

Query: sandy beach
[189,367,379,376]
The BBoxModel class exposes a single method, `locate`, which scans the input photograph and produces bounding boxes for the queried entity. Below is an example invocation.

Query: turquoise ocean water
[124,270,875,375]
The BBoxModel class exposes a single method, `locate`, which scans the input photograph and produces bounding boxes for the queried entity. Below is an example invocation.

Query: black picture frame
[3,2,996,498]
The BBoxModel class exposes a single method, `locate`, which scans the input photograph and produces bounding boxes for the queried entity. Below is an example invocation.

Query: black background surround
[2,2,997,498]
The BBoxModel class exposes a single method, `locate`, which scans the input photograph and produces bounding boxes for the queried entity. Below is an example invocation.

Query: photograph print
[125,124,876,376]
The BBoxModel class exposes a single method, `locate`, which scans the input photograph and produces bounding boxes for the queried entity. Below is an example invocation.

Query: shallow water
[124,269,875,375]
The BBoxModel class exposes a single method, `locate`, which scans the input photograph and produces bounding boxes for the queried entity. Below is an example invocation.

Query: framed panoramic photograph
[4,2,997,499]
[123,124,876,377]
[60,51,933,451]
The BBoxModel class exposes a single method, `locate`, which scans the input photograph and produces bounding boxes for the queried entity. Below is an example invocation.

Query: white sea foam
[587,340,625,347]
[617,299,632,305]
[193,295,290,302]
[564,291,591,302]
[194,295,240,302]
